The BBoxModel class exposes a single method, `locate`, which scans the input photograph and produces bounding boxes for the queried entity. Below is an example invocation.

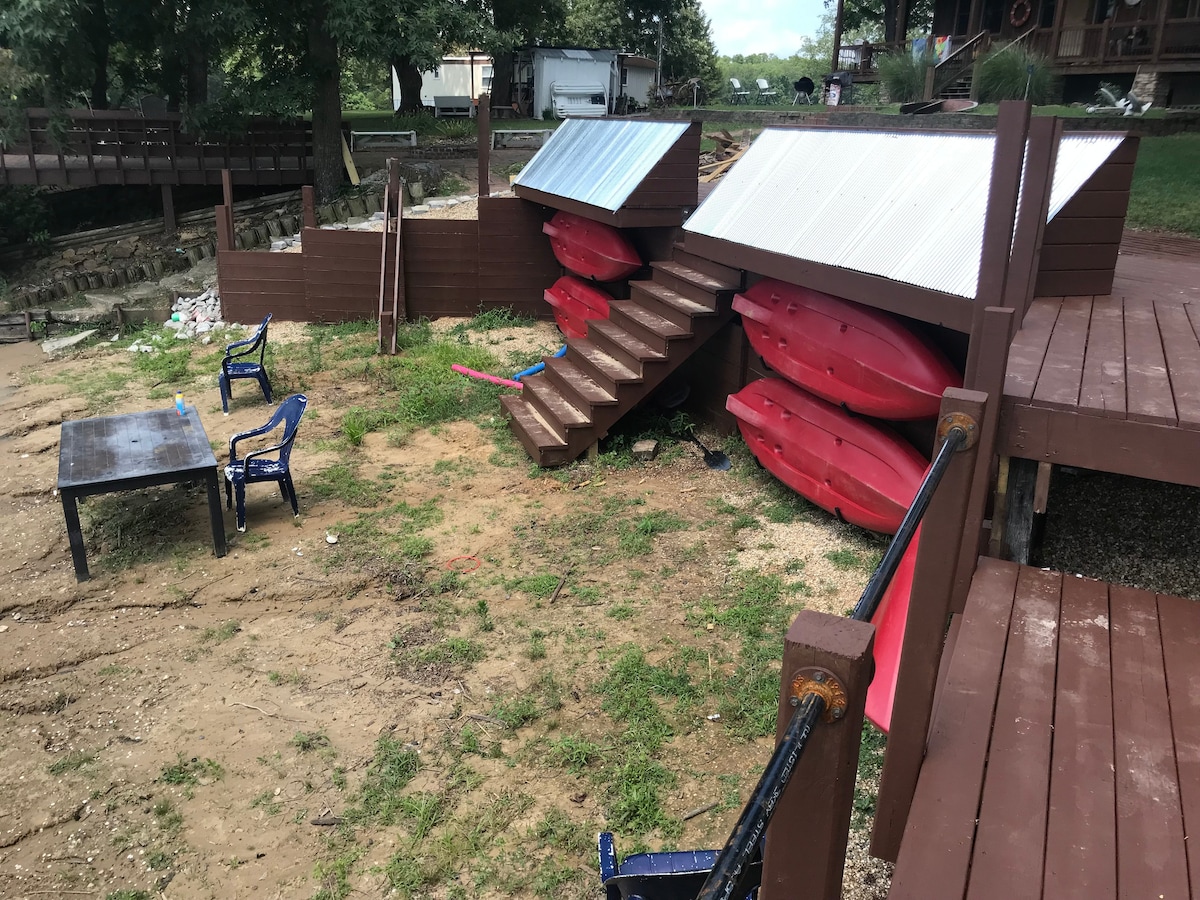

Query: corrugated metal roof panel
[513,119,691,211]
[682,128,1122,300]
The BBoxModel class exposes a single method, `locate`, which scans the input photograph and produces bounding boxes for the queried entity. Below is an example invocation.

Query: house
[618,54,659,111]
[390,53,493,111]
[831,0,1200,105]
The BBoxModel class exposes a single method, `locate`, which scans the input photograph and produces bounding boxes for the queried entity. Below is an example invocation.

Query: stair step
[671,246,744,289]
[652,260,741,294]
[544,355,619,409]
[569,338,642,396]
[608,300,692,354]
[588,319,667,374]
[630,280,717,329]
[522,375,591,430]
[502,395,567,465]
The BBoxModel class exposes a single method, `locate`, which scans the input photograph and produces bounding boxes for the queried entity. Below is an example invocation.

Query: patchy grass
[1127,134,1200,238]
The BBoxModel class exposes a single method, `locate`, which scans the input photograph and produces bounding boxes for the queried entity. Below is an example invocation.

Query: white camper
[391,54,493,112]
[514,48,619,120]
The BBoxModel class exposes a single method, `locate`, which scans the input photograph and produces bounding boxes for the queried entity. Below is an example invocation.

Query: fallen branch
[681,801,719,821]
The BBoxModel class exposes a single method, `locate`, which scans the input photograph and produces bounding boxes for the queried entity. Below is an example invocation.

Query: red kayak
[734,279,961,420]
[864,530,919,734]
[544,275,612,339]
[726,378,928,534]
[542,211,642,282]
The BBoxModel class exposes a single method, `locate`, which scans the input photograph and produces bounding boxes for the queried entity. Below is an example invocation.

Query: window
[482,65,493,90]
[621,66,629,86]
[432,66,441,79]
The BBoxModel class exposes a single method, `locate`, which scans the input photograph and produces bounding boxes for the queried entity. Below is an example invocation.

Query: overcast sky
[699,0,825,58]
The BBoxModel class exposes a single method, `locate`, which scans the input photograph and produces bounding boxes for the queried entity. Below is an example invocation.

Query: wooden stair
[503,247,742,466]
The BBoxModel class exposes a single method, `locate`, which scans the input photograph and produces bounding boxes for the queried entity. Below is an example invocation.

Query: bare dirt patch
[0,318,890,900]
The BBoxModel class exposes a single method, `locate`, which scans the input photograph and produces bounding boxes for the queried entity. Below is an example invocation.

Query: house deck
[1001,234,1200,488]
[889,557,1200,899]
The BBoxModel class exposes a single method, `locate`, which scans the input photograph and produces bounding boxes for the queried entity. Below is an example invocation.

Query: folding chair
[755,79,779,104]
[224,394,308,532]
[729,78,750,105]
[218,313,273,414]
[792,77,817,105]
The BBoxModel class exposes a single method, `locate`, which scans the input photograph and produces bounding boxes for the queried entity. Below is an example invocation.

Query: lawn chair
[729,78,750,105]
[218,313,273,414]
[755,78,779,103]
[792,77,817,105]
[224,393,308,533]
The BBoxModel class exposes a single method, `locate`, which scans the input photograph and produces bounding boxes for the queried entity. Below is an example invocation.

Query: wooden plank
[1109,583,1190,899]
[1156,300,1200,429]
[1080,162,1135,191]
[1122,298,1177,425]
[1077,295,1127,418]
[1044,574,1116,900]
[1005,298,1062,403]
[1033,270,1116,297]
[1055,190,1131,219]
[1041,217,1125,245]
[1031,295,1092,410]
[888,557,1018,899]
[966,566,1060,900]
[1002,400,1200,488]
[1157,592,1200,898]
[1037,244,1120,271]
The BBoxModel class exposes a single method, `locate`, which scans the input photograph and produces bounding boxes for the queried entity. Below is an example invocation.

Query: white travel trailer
[391,54,493,111]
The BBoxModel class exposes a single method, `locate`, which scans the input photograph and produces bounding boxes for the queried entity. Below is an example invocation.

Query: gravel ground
[1039,468,1200,599]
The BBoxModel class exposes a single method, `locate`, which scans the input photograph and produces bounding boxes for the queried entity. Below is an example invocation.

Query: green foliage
[160,754,224,786]
[878,51,932,104]
[48,750,97,775]
[1127,135,1200,238]
[344,735,421,826]
[0,186,52,248]
[290,730,331,753]
[976,47,1058,105]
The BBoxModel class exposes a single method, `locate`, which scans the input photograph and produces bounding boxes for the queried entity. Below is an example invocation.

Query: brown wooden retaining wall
[217,197,559,323]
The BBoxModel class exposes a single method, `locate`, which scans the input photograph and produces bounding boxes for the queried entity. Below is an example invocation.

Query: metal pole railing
[851,424,967,623]
[695,692,827,900]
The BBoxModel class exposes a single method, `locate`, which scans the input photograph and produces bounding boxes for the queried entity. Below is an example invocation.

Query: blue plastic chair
[224,394,308,532]
[218,313,273,414]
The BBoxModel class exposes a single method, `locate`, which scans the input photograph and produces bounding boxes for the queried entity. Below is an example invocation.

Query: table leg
[205,470,227,558]
[61,490,89,581]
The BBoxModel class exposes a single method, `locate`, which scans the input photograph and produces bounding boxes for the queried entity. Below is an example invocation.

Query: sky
[699,0,825,59]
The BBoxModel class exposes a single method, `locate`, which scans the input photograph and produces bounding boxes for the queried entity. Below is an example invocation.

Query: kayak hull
[726,378,929,534]
[542,211,642,282]
[544,275,612,339]
[734,279,961,420]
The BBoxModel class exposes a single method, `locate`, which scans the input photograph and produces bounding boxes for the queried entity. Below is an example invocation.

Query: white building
[391,53,493,111]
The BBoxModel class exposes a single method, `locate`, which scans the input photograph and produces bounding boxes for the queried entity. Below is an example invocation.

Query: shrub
[878,52,934,103]
[975,47,1058,104]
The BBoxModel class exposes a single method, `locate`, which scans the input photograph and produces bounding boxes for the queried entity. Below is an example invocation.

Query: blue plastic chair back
[219,313,273,413]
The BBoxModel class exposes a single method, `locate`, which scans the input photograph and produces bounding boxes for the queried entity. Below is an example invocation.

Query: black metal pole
[696,692,827,900]
[851,425,967,623]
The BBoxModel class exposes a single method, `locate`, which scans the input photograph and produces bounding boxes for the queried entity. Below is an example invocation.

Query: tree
[827,0,934,45]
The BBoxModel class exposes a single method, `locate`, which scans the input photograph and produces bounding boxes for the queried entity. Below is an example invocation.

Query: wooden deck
[890,557,1200,900]
[1001,234,1200,487]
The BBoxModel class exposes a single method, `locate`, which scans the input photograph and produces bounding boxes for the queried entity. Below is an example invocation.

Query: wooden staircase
[503,247,743,466]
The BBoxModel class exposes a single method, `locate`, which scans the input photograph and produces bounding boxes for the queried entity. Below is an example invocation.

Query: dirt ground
[0,319,891,900]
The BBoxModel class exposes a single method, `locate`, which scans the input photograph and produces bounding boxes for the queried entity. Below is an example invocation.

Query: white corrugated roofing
[513,118,691,212]
[682,128,1124,299]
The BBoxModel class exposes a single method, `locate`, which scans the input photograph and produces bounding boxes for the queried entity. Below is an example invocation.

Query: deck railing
[694,400,981,900]
[0,108,314,187]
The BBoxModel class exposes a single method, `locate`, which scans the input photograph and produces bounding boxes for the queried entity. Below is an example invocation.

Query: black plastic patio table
[57,406,226,581]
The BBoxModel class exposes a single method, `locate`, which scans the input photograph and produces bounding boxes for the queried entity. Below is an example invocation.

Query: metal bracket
[789,667,848,723]
[937,412,979,450]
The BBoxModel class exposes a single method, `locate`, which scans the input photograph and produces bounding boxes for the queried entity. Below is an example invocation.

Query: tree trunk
[86,0,111,109]
[186,46,209,107]
[308,1,344,204]
[884,0,899,43]
[390,55,425,114]
[491,54,515,116]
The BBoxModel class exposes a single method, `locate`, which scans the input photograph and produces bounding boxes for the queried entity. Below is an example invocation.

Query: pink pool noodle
[451,364,523,390]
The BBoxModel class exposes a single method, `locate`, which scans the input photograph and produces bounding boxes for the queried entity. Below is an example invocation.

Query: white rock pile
[164,288,224,339]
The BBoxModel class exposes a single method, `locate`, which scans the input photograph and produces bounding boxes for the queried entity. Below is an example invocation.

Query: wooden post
[377,160,399,354]
[220,169,235,247]
[161,184,176,235]
[1003,116,1062,325]
[759,612,874,900]
[964,101,1029,387]
[477,92,491,196]
[870,387,988,862]
[214,205,234,252]
[301,185,317,229]
[951,306,1013,614]
[831,0,846,74]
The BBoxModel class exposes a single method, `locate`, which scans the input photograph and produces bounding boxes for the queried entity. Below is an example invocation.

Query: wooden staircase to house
[503,247,742,466]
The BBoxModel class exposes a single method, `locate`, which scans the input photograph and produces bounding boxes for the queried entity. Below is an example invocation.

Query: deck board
[889,557,1017,900]
[1077,295,1126,418]
[1109,584,1190,897]
[1121,300,1177,425]
[890,567,1200,900]
[1156,300,1200,429]
[1043,575,1115,899]
[1004,298,1062,403]
[1031,295,1091,410]
[965,566,1059,900]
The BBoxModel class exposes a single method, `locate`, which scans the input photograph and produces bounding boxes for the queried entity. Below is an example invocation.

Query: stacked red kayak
[542,211,643,283]
[544,276,612,339]
[725,278,962,733]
